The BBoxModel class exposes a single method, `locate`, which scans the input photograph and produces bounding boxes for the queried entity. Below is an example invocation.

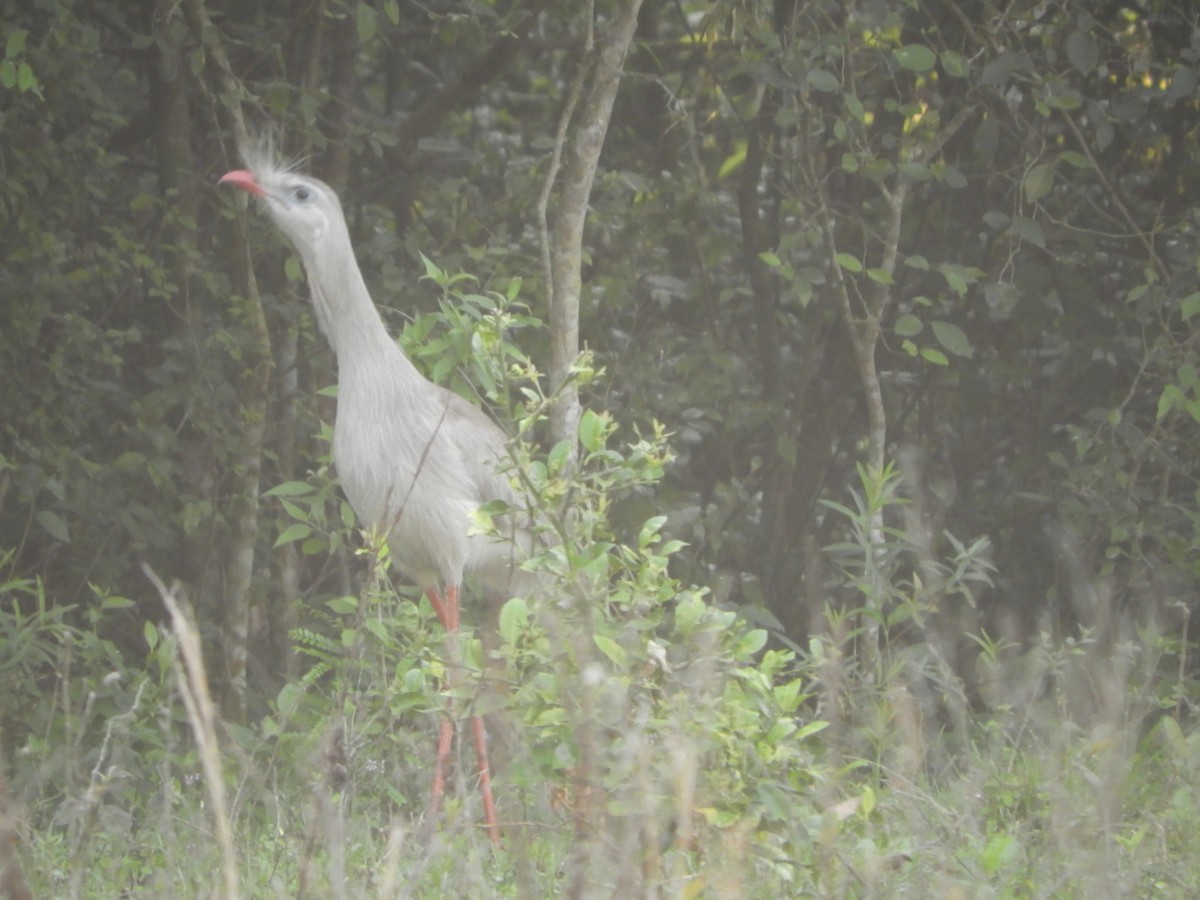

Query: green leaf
[898,162,932,181]
[1157,384,1185,419]
[835,253,863,273]
[765,719,797,744]
[860,784,877,817]
[894,44,936,72]
[921,347,949,366]
[274,523,313,547]
[356,2,378,43]
[1041,86,1082,110]
[326,595,357,615]
[866,267,893,285]
[931,320,973,358]
[418,251,444,284]
[548,439,572,473]
[1166,67,1198,103]
[506,275,523,301]
[276,682,302,716]
[806,68,840,92]
[756,782,793,823]
[266,480,315,497]
[1181,292,1200,321]
[578,408,607,452]
[17,61,36,93]
[758,250,781,267]
[674,594,706,637]
[638,515,668,548]
[774,678,804,712]
[981,51,1025,87]
[364,618,390,642]
[794,720,830,740]
[1059,150,1092,169]
[940,49,969,78]
[499,596,528,645]
[894,313,923,337]
[593,634,628,668]
[1010,215,1046,248]
[36,510,69,543]
[940,165,968,189]
[1066,29,1099,73]
[938,263,983,295]
[1023,162,1055,203]
[717,143,746,180]
[844,93,865,121]
[284,255,304,282]
[737,628,768,657]
[144,620,158,651]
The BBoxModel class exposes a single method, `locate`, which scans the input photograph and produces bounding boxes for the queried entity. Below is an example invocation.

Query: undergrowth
[2,269,1198,898]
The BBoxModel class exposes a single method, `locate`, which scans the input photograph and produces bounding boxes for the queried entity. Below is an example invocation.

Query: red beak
[219,169,266,197]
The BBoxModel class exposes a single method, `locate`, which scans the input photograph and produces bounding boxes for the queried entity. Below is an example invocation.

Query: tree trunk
[181,0,273,721]
[538,5,644,892]
[544,0,644,456]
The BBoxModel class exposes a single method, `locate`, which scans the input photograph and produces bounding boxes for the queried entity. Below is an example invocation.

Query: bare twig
[1059,108,1166,282]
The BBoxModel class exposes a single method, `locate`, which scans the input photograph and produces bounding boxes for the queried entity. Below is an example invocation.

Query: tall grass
[3,503,1198,897]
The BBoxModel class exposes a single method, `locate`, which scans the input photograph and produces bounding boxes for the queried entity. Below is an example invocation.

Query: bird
[220,153,530,845]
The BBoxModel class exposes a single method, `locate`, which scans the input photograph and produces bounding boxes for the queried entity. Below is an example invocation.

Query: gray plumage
[220,160,529,596]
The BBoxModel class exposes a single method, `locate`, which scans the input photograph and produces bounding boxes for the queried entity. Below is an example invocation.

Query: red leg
[425,587,450,630]
[470,713,501,844]
[430,715,453,812]
[424,585,500,843]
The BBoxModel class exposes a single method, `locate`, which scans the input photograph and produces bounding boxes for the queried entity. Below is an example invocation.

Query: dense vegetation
[2,0,1199,895]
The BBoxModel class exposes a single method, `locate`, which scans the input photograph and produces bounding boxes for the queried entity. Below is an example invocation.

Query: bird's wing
[439,387,515,505]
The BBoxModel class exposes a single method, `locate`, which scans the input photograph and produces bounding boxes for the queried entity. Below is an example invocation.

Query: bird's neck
[303,234,412,373]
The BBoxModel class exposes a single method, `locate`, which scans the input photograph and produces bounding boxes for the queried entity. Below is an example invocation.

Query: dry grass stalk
[143,564,240,900]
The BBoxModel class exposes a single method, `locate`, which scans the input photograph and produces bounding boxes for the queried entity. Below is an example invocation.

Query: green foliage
[822,463,995,631]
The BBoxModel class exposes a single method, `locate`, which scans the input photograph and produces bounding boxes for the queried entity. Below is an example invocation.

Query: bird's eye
[294,186,312,202]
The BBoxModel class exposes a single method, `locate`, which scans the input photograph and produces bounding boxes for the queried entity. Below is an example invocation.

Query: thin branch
[1059,107,1167,282]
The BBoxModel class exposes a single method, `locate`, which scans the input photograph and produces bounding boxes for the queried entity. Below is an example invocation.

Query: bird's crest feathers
[236,131,310,184]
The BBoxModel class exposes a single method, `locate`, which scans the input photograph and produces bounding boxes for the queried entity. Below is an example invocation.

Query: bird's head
[219,164,344,256]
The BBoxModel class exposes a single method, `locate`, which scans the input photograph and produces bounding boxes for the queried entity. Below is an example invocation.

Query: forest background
[2,0,1200,896]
